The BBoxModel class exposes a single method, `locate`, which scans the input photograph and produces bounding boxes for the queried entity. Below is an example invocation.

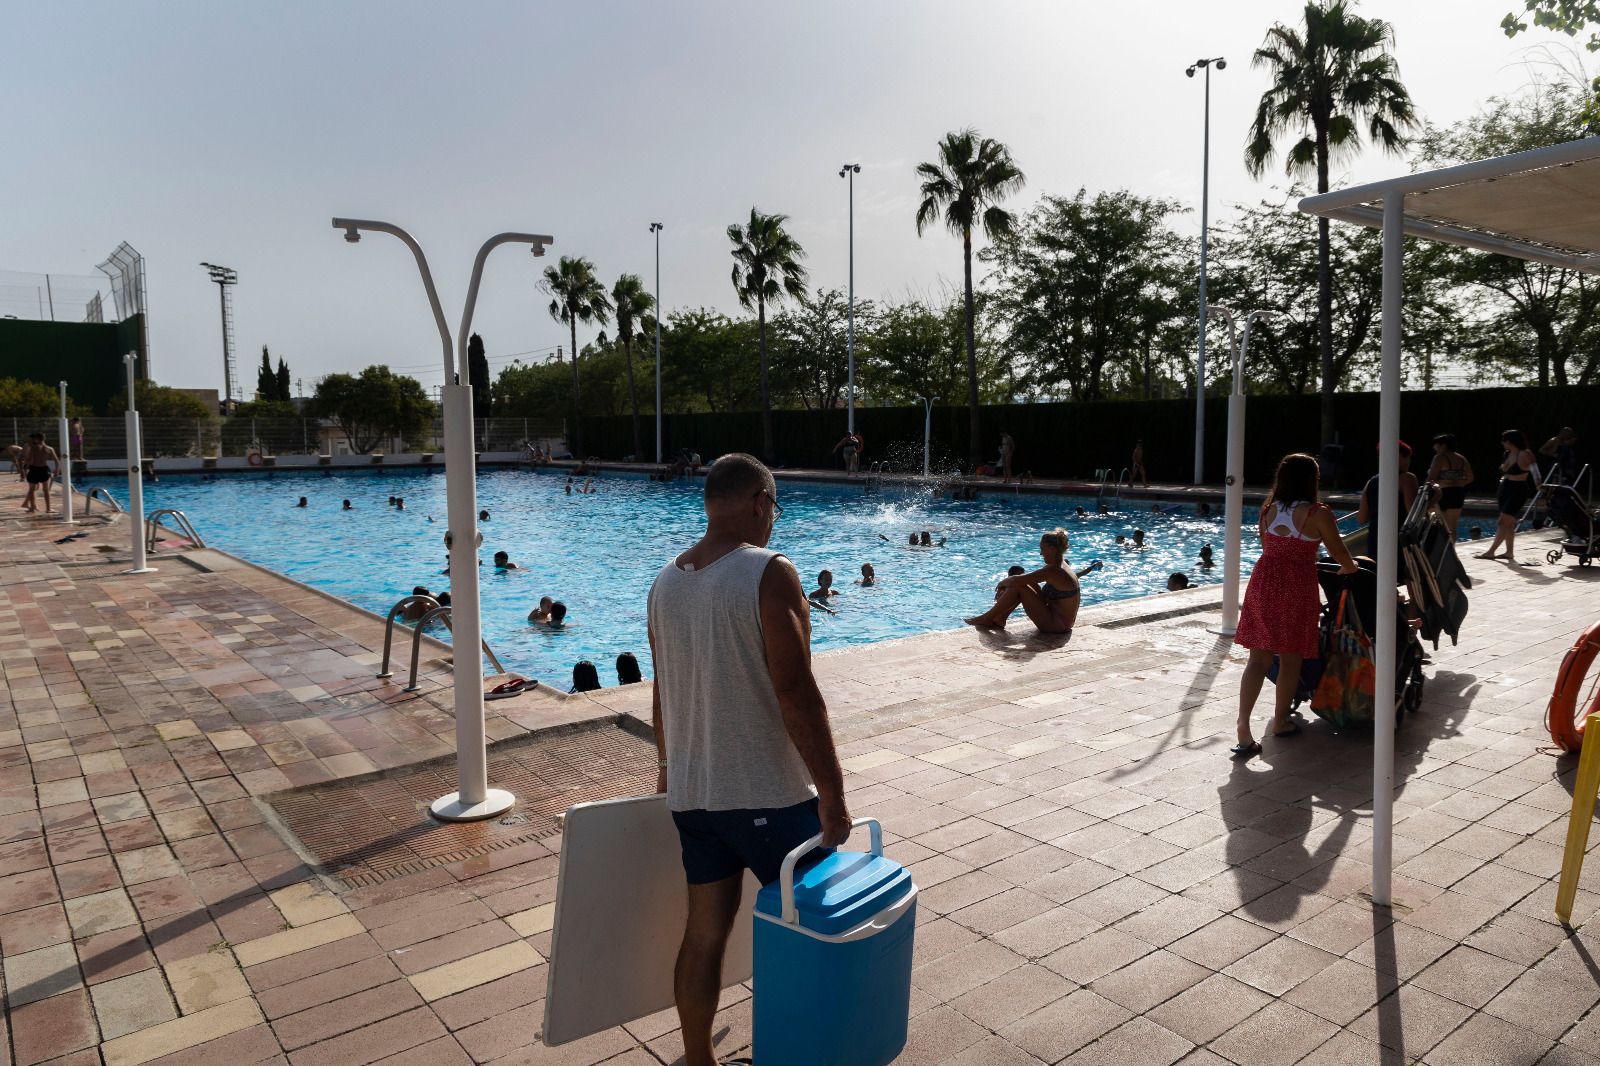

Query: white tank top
[1265,501,1318,541]
[648,544,817,812]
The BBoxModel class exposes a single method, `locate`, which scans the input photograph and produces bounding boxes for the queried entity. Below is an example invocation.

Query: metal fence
[2,416,564,460]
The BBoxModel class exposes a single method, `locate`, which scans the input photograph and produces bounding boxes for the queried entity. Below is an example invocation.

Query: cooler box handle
[778,817,882,925]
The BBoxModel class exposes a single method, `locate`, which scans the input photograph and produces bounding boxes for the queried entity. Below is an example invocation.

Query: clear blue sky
[0,0,1576,398]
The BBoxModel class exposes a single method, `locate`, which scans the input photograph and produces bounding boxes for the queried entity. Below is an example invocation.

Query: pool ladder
[866,461,894,494]
[80,487,124,514]
[1096,467,1130,504]
[378,594,506,692]
[146,509,206,551]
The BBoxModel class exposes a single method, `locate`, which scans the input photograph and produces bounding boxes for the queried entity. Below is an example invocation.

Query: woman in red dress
[1232,453,1358,757]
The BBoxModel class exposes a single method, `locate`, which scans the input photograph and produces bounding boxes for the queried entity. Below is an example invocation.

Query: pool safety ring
[246,450,264,467]
[1547,621,1600,752]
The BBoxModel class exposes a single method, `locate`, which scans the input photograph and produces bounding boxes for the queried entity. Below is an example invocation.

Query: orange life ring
[1547,622,1600,752]
[246,450,264,467]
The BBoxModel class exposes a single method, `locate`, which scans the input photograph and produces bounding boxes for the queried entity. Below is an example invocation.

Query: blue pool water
[119,469,1266,684]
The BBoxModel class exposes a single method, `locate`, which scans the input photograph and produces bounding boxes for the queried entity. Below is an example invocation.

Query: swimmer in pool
[296,497,308,508]
[1166,572,1192,592]
[493,550,520,570]
[809,569,840,601]
[342,499,352,510]
[858,563,875,587]
[1198,543,1215,569]
[527,596,554,623]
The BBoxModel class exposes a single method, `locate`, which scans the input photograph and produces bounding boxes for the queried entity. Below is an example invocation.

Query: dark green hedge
[581,385,1599,493]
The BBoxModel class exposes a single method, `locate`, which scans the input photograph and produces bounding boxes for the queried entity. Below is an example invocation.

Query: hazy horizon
[2,0,1587,398]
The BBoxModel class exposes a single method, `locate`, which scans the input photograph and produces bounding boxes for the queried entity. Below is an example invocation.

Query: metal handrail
[1095,468,1111,502]
[146,509,206,551]
[81,487,124,514]
[378,594,441,678]
[1111,467,1131,500]
[405,605,506,692]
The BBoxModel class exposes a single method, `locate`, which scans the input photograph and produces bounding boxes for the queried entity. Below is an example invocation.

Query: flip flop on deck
[485,677,537,701]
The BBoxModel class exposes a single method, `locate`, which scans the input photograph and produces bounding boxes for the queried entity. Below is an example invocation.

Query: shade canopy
[1300,135,1600,273]
[1296,135,1600,909]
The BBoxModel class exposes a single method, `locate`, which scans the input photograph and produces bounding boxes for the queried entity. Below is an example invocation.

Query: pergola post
[1371,189,1404,907]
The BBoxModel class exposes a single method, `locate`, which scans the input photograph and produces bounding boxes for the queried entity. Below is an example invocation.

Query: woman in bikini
[965,528,1080,634]
[1480,429,1536,563]
[1426,433,1473,538]
[1232,453,1358,757]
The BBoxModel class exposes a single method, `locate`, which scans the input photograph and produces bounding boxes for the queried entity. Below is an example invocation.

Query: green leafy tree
[611,273,655,457]
[728,208,808,461]
[985,190,1188,402]
[915,128,1026,467]
[660,308,760,413]
[1415,83,1600,385]
[1503,0,1600,50]
[542,256,611,456]
[1245,0,1417,447]
[256,347,278,401]
[276,357,291,401]
[769,288,869,411]
[310,366,434,454]
[467,333,492,417]
[106,383,214,420]
[0,377,90,418]
[862,295,993,407]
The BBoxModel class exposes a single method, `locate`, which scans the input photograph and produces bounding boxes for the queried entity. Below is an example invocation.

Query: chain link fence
[2,416,564,460]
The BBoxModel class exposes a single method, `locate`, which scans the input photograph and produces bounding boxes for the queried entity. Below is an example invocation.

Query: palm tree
[915,129,1026,469]
[1246,1,1416,450]
[542,256,612,456]
[611,273,655,459]
[728,208,808,461]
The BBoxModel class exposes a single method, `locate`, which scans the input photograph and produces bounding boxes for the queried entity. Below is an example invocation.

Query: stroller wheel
[1547,549,1563,564]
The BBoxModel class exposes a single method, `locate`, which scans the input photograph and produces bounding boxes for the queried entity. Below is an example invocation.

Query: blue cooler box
[752,818,917,1066]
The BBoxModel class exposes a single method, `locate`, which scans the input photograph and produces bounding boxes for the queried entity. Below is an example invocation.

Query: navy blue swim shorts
[671,797,829,886]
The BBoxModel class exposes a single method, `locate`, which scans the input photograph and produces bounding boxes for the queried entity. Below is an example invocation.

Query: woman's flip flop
[485,677,537,701]
[1230,741,1262,758]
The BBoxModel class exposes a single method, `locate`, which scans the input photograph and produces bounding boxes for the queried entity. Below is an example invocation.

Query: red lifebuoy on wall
[246,450,264,467]
[1548,622,1600,752]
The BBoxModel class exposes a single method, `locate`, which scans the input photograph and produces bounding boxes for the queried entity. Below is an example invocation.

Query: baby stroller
[1543,483,1599,568]
[1271,561,1427,729]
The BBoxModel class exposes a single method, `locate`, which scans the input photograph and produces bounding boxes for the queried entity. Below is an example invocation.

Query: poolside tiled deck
[4,481,1600,1064]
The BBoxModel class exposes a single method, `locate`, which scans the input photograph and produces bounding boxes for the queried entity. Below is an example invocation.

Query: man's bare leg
[676,874,743,1066]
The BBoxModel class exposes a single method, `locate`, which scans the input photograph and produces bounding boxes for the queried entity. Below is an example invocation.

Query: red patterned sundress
[1234,500,1322,659]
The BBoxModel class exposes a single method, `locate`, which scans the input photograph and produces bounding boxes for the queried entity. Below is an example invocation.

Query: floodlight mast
[1186,56,1225,486]
[200,262,239,409]
[331,217,552,823]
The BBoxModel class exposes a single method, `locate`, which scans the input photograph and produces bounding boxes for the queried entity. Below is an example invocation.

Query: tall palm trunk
[962,228,981,470]
[758,298,773,462]
[623,333,641,457]
[569,317,583,456]
[1316,136,1335,454]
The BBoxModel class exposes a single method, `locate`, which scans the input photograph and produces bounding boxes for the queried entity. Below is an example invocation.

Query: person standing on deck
[20,433,58,513]
[648,452,850,1066]
[1131,439,1148,487]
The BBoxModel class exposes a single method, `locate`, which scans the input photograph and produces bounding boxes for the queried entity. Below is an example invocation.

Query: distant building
[174,388,222,415]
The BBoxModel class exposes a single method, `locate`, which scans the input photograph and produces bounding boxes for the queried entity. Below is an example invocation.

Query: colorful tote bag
[1310,590,1377,728]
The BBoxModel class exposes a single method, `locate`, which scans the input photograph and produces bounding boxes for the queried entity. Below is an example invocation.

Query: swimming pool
[119,469,1264,684]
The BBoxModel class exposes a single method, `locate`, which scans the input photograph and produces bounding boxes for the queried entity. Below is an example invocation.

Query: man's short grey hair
[703,452,775,503]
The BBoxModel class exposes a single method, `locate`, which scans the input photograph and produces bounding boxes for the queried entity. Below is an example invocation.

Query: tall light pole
[1186,56,1224,486]
[200,263,239,411]
[333,217,552,822]
[650,222,664,464]
[839,163,860,433]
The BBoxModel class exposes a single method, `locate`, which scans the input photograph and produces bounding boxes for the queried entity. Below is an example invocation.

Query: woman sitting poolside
[964,528,1079,634]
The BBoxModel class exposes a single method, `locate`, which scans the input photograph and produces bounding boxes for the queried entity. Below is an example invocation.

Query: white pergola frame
[1299,135,1600,906]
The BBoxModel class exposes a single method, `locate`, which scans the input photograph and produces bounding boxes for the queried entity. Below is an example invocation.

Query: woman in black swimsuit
[1481,429,1535,562]
[965,527,1080,633]
[1426,433,1473,538]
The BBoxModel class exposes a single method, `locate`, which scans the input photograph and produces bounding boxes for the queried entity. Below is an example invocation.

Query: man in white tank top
[648,452,850,1066]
